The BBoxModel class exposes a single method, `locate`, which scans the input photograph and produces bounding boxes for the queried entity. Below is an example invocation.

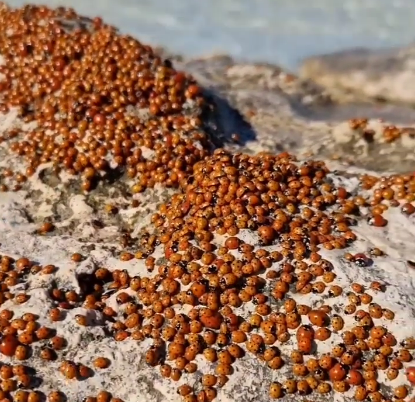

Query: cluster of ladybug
[0,140,412,402]
[110,150,415,401]
[0,3,413,402]
[0,3,211,194]
[0,253,127,401]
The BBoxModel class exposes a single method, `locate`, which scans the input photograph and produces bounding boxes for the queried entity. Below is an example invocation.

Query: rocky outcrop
[0,5,414,402]
[300,43,415,105]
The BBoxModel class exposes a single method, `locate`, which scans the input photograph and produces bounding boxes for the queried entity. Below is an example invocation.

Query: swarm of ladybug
[0,3,211,195]
[126,150,414,402]
[0,150,410,401]
[0,3,414,402]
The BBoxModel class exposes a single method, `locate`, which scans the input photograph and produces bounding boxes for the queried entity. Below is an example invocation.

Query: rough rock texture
[1,131,415,402]
[300,43,415,105]
[178,54,415,173]
[0,19,415,402]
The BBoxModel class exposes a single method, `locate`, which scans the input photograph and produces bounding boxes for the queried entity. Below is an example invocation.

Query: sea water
[6,0,415,71]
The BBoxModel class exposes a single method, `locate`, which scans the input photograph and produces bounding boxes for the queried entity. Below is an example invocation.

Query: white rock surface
[0,127,415,402]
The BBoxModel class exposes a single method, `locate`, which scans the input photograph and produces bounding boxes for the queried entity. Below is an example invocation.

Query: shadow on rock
[202,88,256,147]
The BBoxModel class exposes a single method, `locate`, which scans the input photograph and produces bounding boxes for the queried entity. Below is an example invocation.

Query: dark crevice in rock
[202,88,256,147]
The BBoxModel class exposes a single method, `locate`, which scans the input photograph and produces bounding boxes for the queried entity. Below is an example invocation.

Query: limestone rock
[300,44,415,104]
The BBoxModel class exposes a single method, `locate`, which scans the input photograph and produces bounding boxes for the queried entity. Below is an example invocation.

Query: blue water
[6,0,415,71]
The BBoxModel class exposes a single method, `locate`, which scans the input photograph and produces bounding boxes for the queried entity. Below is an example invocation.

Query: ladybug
[262,347,278,362]
[401,337,415,349]
[365,379,379,392]
[341,331,355,345]
[322,272,336,283]
[203,348,217,363]
[267,356,284,370]
[328,285,342,297]
[297,379,310,395]
[227,344,243,359]
[351,283,364,293]
[311,281,326,294]
[48,391,64,402]
[386,368,399,380]
[353,253,370,267]
[395,348,413,363]
[373,354,388,370]
[296,325,314,340]
[382,308,395,320]
[344,304,356,315]
[297,337,312,354]
[184,362,197,374]
[306,358,320,372]
[382,332,397,346]
[200,311,222,330]
[203,387,217,401]
[60,361,77,379]
[315,327,331,341]
[333,380,348,393]
[318,354,334,370]
[316,382,331,394]
[406,367,415,385]
[28,392,42,402]
[360,293,373,304]
[177,384,192,397]
[231,330,247,343]
[393,385,408,399]
[346,369,363,385]
[354,339,369,351]
[358,315,373,328]
[354,386,367,401]
[340,350,356,365]
[260,320,275,334]
[269,382,283,399]
[314,368,326,381]
[217,350,233,365]
[367,391,383,402]
[292,364,308,377]
[329,363,347,381]
[284,298,296,313]
[215,363,233,376]
[305,375,319,390]
[296,304,310,315]
[368,303,383,319]
[290,350,304,363]
[370,326,386,339]
[331,315,344,331]
[282,379,297,394]
[255,304,270,316]
[352,326,368,340]
[201,374,217,387]
[0,334,18,356]
[217,374,228,388]
[369,281,385,292]
[308,310,329,327]
[93,357,110,369]
[170,368,182,381]
[14,390,30,402]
